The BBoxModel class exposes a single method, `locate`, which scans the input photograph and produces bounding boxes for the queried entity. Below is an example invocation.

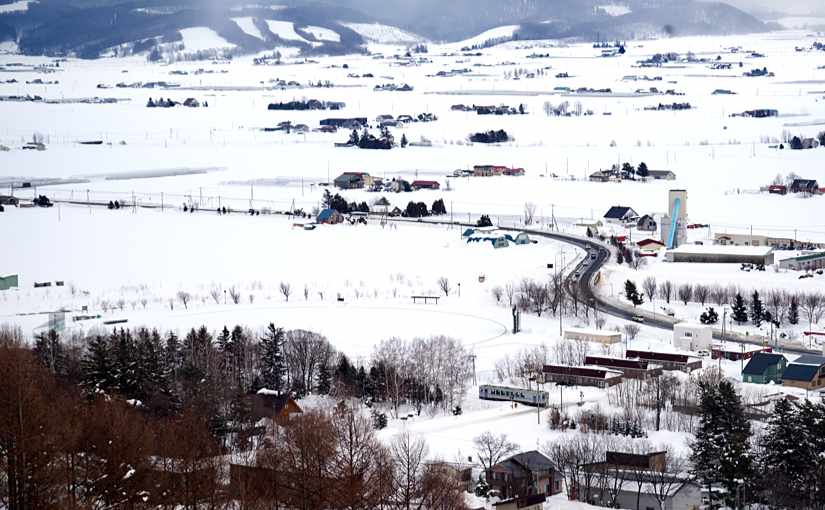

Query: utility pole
[469,354,477,386]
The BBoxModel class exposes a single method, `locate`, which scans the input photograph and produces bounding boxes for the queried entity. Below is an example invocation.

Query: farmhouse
[603,206,638,224]
[625,350,702,372]
[583,356,663,380]
[486,451,563,500]
[790,178,820,194]
[316,208,343,224]
[664,244,775,265]
[673,322,712,351]
[334,172,371,189]
[742,352,787,384]
[647,170,676,180]
[563,327,621,345]
[473,165,505,176]
[589,171,611,182]
[248,390,303,424]
[636,214,657,232]
[779,251,825,271]
[782,355,825,390]
[636,238,665,254]
[541,364,623,388]
[320,117,368,129]
[411,180,440,190]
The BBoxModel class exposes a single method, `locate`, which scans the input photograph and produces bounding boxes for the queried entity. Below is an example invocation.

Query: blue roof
[742,352,785,375]
[783,363,820,382]
[793,354,825,366]
[317,208,337,221]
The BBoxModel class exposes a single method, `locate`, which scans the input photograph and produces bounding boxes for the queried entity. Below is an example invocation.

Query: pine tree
[624,280,643,307]
[400,133,408,147]
[317,362,332,395]
[259,323,285,392]
[691,382,723,505]
[788,295,800,325]
[82,335,114,396]
[113,329,139,398]
[637,161,649,179]
[731,293,748,324]
[758,398,806,507]
[751,290,764,327]
[33,329,64,376]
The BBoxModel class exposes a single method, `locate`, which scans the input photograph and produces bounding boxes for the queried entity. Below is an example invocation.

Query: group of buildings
[742,352,825,391]
[333,172,441,192]
[451,165,526,178]
[462,227,533,249]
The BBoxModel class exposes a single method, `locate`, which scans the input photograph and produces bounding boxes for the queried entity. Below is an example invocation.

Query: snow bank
[179,27,236,52]
[596,4,632,16]
[232,17,265,40]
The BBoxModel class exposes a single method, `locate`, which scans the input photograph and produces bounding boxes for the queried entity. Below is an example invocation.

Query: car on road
[697,349,711,358]
[631,315,645,323]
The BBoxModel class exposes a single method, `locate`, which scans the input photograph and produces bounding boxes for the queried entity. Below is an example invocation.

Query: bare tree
[648,451,688,510]
[473,432,519,475]
[437,277,451,297]
[391,432,428,509]
[523,202,537,225]
[623,324,640,341]
[280,282,292,302]
[177,291,191,310]
[767,289,786,325]
[709,285,726,306]
[694,284,709,306]
[677,283,693,306]
[643,276,657,302]
[659,281,673,304]
[505,283,516,307]
[801,292,824,339]
[229,286,241,304]
[492,286,503,304]
[209,287,221,304]
[140,298,148,309]
[629,253,646,270]
[303,284,309,301]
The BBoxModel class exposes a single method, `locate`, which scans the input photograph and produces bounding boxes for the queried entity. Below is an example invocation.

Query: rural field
[2,9,825,509]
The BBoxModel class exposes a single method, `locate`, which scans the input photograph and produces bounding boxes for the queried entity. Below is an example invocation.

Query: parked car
[631,315,645,323]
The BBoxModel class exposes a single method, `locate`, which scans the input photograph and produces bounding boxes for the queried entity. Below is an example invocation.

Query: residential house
[541,364,623,388]
[0,195,18,206]
[486,451,563,500]
[636,238,666,254]
[711,344,772,362]
[647,170,676,180]
[636,214,657,232]
[334,172,371,190]
[603,206,638,224]
[790,179,820,194]
[473,164,507,176]
[782,355,825,390]
[320,117,368,129]
[316,208,344,224]
[589,171,611,182]
[411,180,440,190]
[625,350,702,372]
[502,167,525,176]
[742,352,787,384]
[248,391,303,424]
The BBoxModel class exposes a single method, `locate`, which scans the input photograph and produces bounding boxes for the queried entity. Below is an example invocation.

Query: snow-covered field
[3,28,825,494]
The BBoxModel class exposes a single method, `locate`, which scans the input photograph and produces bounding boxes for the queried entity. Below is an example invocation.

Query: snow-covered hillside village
[1,0,825,508]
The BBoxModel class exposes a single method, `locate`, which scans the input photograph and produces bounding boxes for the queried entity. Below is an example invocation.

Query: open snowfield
[3,29,825,497]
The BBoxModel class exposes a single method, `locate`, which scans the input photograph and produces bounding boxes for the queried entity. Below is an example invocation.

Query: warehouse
[541,365,623,388]
[663,245,774,265]
[778,251,825,271]
[583,356,663,380]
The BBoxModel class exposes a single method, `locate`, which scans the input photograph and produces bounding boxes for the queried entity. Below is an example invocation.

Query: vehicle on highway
[697,349,711,358]
[631,315,645,323]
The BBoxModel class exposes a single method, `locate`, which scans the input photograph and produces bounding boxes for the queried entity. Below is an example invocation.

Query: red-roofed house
[411,180,440,190]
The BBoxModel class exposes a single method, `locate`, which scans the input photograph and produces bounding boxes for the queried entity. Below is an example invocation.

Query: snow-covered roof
[669,244,773,256]
[565,327,622,337]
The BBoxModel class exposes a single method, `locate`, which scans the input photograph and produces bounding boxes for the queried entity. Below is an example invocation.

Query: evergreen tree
[112,328,139,398]
[691,380,753,509]
[400,133,408,147]
[700,307,719,325]
[322,189,333,209]
[758,398,806,507]
[751,290,764,327]
[788,295,800,325]
[33,329,64,376]
[317,362,332,395]
[335,354,358,395]
[82,335,114,395]
[637,161,649,179]
[259,323,285,392]
[624,280,644,307]
[164,331,181,382]
[731,293,748,324]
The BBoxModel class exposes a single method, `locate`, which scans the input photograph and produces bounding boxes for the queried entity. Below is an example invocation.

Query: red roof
[412,180,439,186]
[637,238,665,247]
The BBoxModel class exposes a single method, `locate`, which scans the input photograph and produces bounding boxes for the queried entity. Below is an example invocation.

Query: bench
[411,296,440,305]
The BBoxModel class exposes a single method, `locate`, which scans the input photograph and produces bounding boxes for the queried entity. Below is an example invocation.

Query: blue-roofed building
[782,355,825,390]
[316,208,343,224]
[742,352,787,384]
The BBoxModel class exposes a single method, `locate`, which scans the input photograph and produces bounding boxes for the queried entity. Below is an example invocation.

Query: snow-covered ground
[0,0,36,13]
[341,22,425,44]
[303,25,340,43]
[179,27,237,52]
[265,20,309,43]
[3,29,825,492]
[232,17,265,41]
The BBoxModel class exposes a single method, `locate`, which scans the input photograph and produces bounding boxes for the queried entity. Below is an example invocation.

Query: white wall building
[564,327,622,345]
[674,322,712,351]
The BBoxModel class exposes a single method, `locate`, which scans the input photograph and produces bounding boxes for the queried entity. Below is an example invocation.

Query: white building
[664,244,775,265]
[564,327,622,345]
[674,322,712,351]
